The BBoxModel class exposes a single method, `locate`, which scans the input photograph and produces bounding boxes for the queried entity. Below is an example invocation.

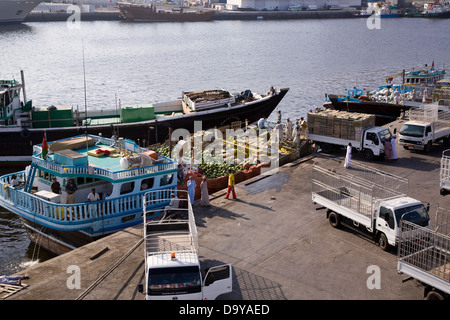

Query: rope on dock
[75,237,144,300]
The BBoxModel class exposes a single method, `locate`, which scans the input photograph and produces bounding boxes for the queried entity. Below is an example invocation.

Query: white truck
[399,105,450,153]
[440,149,450,196]
[312,159,430,251]
[307,111,392,160]
[139,191,232,300]
[397,207,450,300]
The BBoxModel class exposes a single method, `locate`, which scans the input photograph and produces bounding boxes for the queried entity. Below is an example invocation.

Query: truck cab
[398,120,432,151]
[142,252,232,300]
[360,126,392,159]
[375,197,430,249]
[399,106,450,152]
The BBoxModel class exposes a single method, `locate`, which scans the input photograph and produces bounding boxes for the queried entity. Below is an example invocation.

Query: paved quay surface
[8,119,450,300]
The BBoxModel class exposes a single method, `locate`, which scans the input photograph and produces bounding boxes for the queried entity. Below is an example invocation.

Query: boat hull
[0,0,39,24]
[118,3,215,22]
[21,218,92,255]
[0,88,289,166]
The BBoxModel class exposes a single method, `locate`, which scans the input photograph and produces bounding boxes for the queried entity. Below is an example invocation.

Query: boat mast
[20,70,27,105]
[81,35,89,158]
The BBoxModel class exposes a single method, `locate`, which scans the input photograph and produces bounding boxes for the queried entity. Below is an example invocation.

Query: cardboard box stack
[308,110,375,141]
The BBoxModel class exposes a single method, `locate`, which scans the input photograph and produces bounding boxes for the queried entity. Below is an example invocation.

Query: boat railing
[31,153,176,181]
[0,173,176,225]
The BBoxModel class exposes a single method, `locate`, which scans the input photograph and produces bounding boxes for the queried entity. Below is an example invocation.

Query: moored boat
[0,134,178,255]
[0,72,289,166]
[117,1,216,22]
[420,2,450,17]
[324,64,447,125]
[0,0,38,24]
[353,1,404,17]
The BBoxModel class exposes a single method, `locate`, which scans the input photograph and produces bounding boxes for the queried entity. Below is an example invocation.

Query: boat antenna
[82,35,88,126]
[81,35,89,160]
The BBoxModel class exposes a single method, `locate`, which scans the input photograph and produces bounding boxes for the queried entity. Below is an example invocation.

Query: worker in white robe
[274,121,283,144]
[300,117,307,139]
[285,118,293,140]
[393,89,401,105]
[292,120,301,147]
[344,143,352,168]
[187,176,196,205]
[391,135,398,160]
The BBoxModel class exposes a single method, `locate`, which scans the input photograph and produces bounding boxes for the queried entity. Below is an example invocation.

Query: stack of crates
[308,110,375,141]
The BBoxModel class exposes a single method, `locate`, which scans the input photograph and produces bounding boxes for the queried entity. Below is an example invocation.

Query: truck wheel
[363,149,374,160]
[425,290,445,300]
[424,141,432,153]
[403,145,409,150]
[378,233,390,251]
[321,143,332,153]
[328,212,341,228]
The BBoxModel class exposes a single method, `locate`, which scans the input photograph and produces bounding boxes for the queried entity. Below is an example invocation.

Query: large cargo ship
[0,0,38,24]
[117,1,216,22]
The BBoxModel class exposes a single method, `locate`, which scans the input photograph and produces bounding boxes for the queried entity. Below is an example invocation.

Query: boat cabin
[404,69,446,86]
[0,79,30,126]
[27,135,177,204]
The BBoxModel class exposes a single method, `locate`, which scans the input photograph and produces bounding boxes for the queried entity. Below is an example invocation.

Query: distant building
[225,0,361,10]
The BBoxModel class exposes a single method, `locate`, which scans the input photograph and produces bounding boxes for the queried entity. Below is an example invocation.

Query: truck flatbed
[398,215,450,298]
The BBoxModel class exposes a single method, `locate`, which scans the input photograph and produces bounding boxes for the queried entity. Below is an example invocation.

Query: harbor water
[0,17,449,275]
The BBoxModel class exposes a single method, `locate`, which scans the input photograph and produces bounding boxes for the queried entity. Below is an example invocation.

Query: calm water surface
[0,18,449,274]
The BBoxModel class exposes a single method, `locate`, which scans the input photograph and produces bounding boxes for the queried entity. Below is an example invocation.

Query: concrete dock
[24,9,355,23]
[6,119,450,301]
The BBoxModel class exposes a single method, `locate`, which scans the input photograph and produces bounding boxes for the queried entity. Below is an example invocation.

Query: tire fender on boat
[21,128,30,138]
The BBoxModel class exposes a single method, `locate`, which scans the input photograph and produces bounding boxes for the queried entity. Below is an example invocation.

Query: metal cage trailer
[440,149,450,195]
[139,190,232,300]
[312,159,430,251]
[398,207,450,300]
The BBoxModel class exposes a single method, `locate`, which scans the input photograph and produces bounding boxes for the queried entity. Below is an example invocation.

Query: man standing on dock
[225,169,236,200]
[344,143,352,168]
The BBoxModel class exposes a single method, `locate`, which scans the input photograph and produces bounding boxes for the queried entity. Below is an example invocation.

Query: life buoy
[21,129,30,138]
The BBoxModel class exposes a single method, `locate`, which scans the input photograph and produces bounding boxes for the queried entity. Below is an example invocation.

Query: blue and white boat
[0,134,178,255]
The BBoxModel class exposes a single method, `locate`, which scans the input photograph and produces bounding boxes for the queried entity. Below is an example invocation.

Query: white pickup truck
[139,191,232,300]
[308,111,392,160]
[399,106,450,153]
[312,159,430,251]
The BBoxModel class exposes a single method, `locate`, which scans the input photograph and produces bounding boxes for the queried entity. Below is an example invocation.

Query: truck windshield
[399,124,424,137]
[378,128,392,143]
[148,266,201,295]
[395,204,429,227]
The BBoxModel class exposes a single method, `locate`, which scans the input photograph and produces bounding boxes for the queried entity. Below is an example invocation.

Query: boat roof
[405,69,446,78]
[32,134,176,182]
